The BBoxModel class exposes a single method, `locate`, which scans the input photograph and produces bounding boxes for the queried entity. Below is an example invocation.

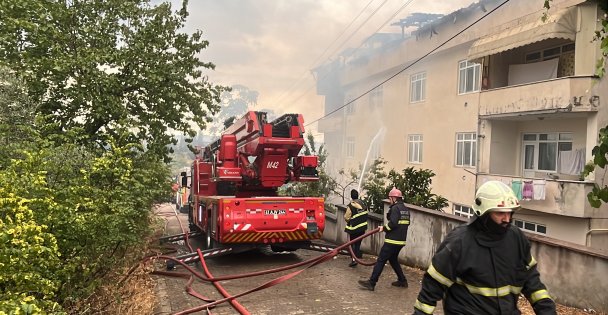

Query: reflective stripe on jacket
[414,224,556,315]
[344,200,368,234]
[383,201,409,245]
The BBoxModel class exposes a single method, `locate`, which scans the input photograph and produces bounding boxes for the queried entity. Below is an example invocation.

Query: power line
[310,0,378,69]
[285,0,417,109]
[269,0,380,107]
[305,0,511,128]
[270,0,388,108]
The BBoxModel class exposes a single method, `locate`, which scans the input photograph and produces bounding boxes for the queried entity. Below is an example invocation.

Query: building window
[458,60,481,94]
[525,43,575,77]
[410,72,426,103]
[514,219,547,235]
[408,134,423,163]
[346,137,355,158]
[523,132,573,172]
[455,132,477,167]
[345,103,355,115]
[369,86,383,109]
[525,43,575,63]
[453,204,474,218]
[345,94,355,115]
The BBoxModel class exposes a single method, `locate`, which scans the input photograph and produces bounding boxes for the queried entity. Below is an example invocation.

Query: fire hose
[152,205,381,314]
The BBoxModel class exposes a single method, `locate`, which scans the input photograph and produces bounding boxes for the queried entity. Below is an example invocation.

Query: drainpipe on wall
[474,57,485,196]
[585,229,608,247]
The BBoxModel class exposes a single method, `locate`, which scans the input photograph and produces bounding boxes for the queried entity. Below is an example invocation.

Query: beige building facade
[315,0,608,251]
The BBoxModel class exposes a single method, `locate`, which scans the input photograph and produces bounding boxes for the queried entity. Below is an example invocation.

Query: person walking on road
[358,187,410,291]
[344,189,368,267]
[413,180,556,315]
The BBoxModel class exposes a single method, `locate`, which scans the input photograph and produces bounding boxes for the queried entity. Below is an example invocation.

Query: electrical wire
[283,0,418,110]
[304,0,511,128]
[270,0,377,107]
[272,0,391,108]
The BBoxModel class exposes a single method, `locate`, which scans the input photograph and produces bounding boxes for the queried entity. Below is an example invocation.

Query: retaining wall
[323,203,608,312]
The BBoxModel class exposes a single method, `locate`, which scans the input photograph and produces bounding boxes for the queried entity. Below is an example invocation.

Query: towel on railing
[533,180,546,200]
[511,180,523,200]
[522,181,534,201]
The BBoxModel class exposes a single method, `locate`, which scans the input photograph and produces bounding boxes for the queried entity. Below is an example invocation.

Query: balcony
[317,115,343,133]
[479,76,599,118]
[476,174,596,218]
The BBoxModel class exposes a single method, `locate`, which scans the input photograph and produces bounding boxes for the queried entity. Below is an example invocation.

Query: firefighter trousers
[369,243,406,285]
[349,231,364,259]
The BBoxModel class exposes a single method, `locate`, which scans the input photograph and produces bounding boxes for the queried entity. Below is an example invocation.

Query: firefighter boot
[358,279,375,291]
[349,260,358,267]
[391,280,408,288]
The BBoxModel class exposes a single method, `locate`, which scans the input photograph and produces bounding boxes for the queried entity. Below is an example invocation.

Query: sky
[176,0,473,138]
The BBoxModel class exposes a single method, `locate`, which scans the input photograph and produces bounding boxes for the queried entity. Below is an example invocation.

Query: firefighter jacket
[344,199,368,235]
[414,223,556,315]
[383,201,410,245]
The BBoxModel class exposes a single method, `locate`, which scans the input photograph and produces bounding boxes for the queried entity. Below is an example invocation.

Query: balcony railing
[317,115,343,133]
[476,174,596,218]
[479,76,599,117]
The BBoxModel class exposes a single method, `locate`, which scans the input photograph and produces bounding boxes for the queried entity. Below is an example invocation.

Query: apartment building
[314,0,608,251]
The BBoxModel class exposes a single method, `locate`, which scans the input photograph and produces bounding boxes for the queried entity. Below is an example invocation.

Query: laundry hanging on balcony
[533,180,546,200]
[511,180,523,200]
[511,179,546,201]
[558,149,585,175]
[507,58,558,85]
[522,181,534,201]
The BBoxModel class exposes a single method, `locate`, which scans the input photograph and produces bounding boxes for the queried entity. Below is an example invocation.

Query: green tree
[280,132,336,198]
[332,168,360,205]
[361,158,448,213]
[361,158,390,213]
[0,0,226,161]
[388,167,448,211]
[0,67,38,162]
[0,49,172,314]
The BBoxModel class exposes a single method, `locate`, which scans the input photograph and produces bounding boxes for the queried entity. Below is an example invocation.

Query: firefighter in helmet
[413,180,556,314]
[358,187,410,291]
[344,189,368,267]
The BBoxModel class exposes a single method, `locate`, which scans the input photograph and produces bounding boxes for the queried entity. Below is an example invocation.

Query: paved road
[152,203,442,315]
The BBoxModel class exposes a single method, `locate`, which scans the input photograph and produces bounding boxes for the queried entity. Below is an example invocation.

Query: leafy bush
[0,70,172,313]
[361,158,448,213]
[0,154,64,314]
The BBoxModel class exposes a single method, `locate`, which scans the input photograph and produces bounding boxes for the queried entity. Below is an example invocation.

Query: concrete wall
[324,203,608,312]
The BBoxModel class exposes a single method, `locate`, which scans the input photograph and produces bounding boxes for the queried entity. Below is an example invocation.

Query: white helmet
[472,181,519,217]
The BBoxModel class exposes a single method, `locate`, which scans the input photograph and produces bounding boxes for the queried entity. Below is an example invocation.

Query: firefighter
[344,189,368,267]
[413,180,556,315]
[358,187,409,291]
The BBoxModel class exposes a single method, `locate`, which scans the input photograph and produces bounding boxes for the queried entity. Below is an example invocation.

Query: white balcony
[317,115,343,133]
[479,76,599,118]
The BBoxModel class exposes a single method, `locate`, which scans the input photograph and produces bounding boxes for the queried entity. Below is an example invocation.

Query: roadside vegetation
[0,0,224,313]
[1,0,605,314]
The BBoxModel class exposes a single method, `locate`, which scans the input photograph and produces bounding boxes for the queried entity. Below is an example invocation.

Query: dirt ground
[151,203,600,315]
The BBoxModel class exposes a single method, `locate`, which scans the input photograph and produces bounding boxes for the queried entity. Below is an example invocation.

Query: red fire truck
[183,111,325,252]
